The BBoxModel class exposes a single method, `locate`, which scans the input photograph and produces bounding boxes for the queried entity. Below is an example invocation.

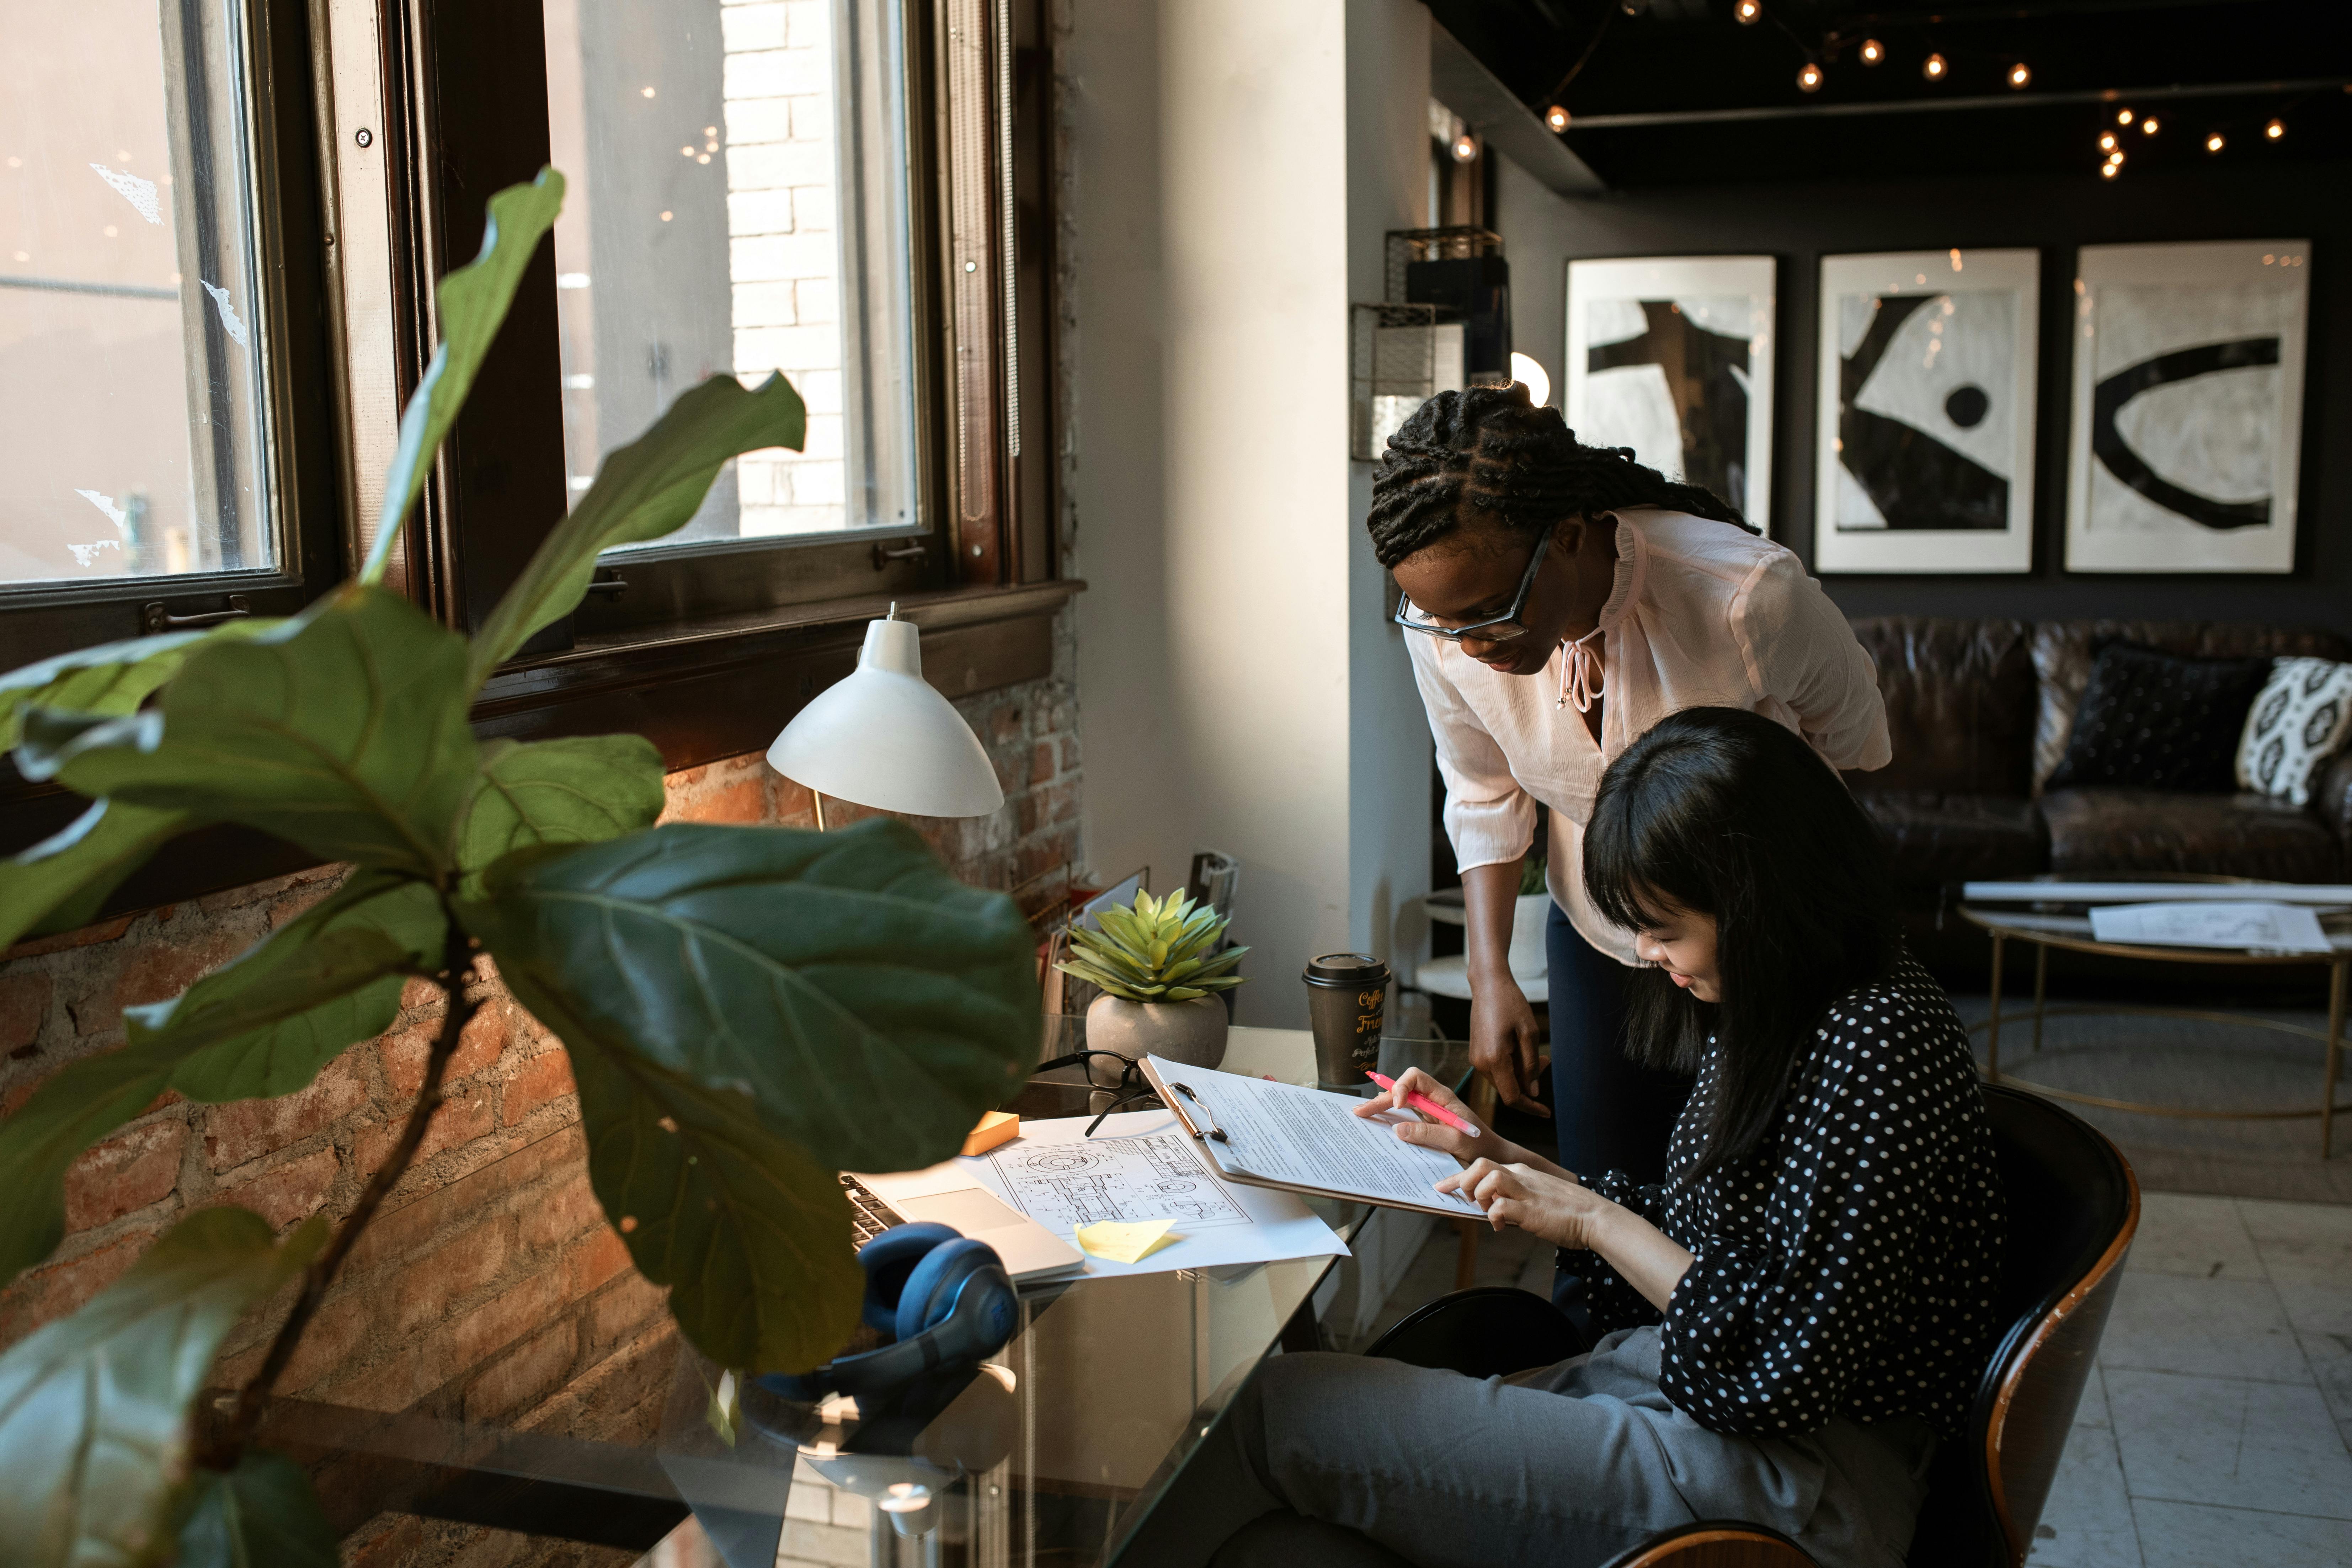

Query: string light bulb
[2118,109,2134,126]
[1545,104,1571,132]
[2107,150,2124,167]
[1797,61,1823,92]
[2266,117,2286,139]
[1734,0,1761,22]
[2008,62,2031,89]
[2206,131,2225,153]
[2099,132,2117,151]
[1922,53,1948,81]
[2142,117,2159,135]
[1451,132,1478,163]
[1858,38,1884,65]
[2100,162,2120,180]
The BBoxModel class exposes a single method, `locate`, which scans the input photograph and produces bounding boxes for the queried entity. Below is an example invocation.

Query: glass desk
[231,1029,1467,1568]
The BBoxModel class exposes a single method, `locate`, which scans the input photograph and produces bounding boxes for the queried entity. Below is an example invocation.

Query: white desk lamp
[766,604,1005,826]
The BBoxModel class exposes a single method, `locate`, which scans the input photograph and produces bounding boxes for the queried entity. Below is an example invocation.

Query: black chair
[1364,1084,2140,1568]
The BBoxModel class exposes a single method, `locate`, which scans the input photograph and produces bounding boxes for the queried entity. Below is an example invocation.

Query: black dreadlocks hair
[1365,383,1755,569]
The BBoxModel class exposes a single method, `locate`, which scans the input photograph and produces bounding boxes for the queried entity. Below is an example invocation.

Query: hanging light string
[1531,4,1620,124]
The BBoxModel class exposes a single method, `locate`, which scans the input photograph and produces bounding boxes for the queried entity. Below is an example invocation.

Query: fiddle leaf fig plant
[0,167,1039,1568]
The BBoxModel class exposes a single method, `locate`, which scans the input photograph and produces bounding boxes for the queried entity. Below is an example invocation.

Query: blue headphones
[758,1223,1018,1401]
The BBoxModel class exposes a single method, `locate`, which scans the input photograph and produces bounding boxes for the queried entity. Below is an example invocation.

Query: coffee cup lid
[1304,952,1388,983]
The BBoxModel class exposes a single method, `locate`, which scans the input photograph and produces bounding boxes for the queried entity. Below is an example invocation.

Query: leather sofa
[1846,618,2352,973]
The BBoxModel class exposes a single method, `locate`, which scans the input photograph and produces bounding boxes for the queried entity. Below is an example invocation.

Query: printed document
[951,1109,1348,1277]
[2088,901,2333,955]
[1145,1057,1486,1219]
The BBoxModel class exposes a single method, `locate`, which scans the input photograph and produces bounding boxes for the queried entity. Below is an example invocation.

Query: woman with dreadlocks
[1370,384,1889,1190]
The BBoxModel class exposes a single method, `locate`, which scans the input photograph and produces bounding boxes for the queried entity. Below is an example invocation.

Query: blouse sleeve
[1655,1010,1940,1438]
[1407,636,1537,874]
[1557,1169,1667,1334]
[1729,552,1891,773]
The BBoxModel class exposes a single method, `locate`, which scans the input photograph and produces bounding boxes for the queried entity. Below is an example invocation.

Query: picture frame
[2064,240,2310,574]
[1563,255,1775,530]
[1813,248,2039,574]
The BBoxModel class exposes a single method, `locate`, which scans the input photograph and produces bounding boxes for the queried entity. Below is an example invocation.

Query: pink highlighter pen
[1365,1071,1480,1138]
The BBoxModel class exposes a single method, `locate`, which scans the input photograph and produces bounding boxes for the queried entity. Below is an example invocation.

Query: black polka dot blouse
[1561,954,2004,1440]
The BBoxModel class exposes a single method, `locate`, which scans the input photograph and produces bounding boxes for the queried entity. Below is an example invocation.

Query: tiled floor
[2030,1192,2352,1567]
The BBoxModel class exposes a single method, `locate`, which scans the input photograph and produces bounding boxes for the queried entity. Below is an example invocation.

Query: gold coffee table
[1960,893,2351,1157]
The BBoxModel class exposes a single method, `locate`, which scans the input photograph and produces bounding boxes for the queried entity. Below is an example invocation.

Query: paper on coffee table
[2087,901,2332,954]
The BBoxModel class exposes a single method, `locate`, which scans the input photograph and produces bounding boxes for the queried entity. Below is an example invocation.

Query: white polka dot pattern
[1563,954,2004,1440]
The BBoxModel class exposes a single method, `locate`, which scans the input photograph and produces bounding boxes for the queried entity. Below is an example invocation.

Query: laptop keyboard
[840,1174,906,1247]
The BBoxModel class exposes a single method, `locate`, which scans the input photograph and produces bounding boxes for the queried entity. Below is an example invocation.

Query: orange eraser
[961,1110,1020,1156]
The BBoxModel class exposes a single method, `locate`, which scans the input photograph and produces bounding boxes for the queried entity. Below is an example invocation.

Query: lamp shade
[766,614,1005,818]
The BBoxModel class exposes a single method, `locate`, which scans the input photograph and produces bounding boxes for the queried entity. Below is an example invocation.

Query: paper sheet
[952,1110,1348,1277]
[1149,1057,1486,1218]
[2088,900,2333,954]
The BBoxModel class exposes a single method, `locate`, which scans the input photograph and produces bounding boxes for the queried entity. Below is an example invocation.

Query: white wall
[1065,0,1430,1026]
[1494,149,1574,419]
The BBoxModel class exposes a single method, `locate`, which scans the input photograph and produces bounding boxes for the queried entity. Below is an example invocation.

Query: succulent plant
[1057,888,1249,1003]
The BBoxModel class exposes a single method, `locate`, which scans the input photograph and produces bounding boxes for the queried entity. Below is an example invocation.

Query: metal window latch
[871,541,929,570]
[142,594,252,634]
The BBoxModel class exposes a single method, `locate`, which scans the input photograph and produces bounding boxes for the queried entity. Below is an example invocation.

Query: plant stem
[204,920,481,1466]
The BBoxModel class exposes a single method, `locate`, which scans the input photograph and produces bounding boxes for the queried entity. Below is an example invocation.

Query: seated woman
[1185,706,2004,1568]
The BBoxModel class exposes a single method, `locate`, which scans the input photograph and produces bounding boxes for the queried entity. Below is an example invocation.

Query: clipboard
[1140,1057,1483,1220]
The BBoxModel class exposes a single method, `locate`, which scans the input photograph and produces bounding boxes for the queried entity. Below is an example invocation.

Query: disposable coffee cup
[1302,953,1390,1091]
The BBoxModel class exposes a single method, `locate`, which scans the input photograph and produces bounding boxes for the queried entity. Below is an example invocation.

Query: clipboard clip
[1169,1082,1229,1143]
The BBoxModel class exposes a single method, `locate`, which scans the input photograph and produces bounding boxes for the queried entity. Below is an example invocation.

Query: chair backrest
[1908,1084,2139,1568]
[1601,1520,1817,1568]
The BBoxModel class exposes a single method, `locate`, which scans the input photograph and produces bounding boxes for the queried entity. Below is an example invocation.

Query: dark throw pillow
[2048,644,2275,794]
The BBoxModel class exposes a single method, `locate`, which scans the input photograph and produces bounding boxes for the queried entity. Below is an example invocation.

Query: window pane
[0,0,276,589]
[544,0,922,551]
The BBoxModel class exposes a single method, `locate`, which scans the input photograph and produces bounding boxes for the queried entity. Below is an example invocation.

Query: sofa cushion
[2040,787,2346,881]
[2031,620,2352,792]
[1846,617,2037,796]
[2046,644,2274,794]
[1858,791,2048,889]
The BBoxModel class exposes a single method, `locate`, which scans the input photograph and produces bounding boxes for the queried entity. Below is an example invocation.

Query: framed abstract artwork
[2064,240,2310,574]
[1564,256,1775,529]
[1813,249,2039,574]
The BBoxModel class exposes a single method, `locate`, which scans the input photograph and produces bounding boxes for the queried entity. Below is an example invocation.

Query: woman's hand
[1461,862,1550,1118]
[1352,1066,1519,1169]
[1437,1159,1613,1251]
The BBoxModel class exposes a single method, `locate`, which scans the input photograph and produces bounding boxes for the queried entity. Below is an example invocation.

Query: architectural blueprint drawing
[987,1133,1250,1231]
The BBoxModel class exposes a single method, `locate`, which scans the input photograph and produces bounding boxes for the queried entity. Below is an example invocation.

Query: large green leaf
[0,799,190,951]
[510,981,863,1372]
[0,620,282,752]
[455,735,666,892]
[363,169,565,583]
[463,819,1040,1175]
[467,372,805,689]
[174,1450,338,1568]
[19,585,481,880]
[0,874,443,1286]
[0,1207,325,1568]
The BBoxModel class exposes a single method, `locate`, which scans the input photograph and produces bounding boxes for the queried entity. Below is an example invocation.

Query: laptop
[842,1165,1087,1284]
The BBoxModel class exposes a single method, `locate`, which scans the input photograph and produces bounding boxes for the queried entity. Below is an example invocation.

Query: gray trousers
[1137,1327,1935,1568]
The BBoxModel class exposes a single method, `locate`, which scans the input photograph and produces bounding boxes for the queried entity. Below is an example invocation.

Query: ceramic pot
[1084,993,1228,1070]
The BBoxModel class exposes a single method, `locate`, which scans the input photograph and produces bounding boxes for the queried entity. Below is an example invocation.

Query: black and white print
[1814,250,2038,574]
[2236,657,2352,806]
[1566,257,1774,528]
[2066,241,2310,574]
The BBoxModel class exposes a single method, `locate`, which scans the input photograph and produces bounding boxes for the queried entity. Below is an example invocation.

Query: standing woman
[1372,384,1890,1182]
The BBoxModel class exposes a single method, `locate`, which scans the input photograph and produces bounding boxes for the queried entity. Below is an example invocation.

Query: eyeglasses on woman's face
[1392,519,1557,644]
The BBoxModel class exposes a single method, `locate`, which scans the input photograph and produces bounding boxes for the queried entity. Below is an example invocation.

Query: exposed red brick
[379,1005,507,1099]
[266,881,336,930]
[566,1226,633,1298]
[2,915,133,962]
[463,1319,577,1423]
[0,1225,165,1348]
[501,1050,576,1127]
[1060,734,1081,772]
[389,1215,511,1337]
[212,1148,340,1230]
[768,774,813,821]
[668,773,766,825]
[399,975,443,1012]
[449,1264,572,1370]
[518,1170,604,1253]
[1029,742,1055,785]
[341,1512,434,1568]
[63,1118,186,1231]
[988,705,1022,745]
[216,1278,373,1396]
[587,1271,671,1352]
[203,1055,368,1170]
[82,928,245,1035]
[0,971,52,1053]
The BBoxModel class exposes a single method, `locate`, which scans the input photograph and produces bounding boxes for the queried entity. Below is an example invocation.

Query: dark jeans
[1546,903,1691,1186]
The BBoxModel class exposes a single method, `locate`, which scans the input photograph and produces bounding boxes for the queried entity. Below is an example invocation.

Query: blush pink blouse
[1406,508,1891,966]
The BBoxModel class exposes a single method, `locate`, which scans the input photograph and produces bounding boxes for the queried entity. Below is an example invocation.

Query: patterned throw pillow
[2047,644,2275,794]
[2236,657,2352,805]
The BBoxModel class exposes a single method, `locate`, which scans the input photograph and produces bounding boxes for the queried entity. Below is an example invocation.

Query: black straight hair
[1583,706,1898,1187]
[1365,383,1755,569]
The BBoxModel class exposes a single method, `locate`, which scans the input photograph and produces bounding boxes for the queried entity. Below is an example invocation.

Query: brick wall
[0,636,1080,1564]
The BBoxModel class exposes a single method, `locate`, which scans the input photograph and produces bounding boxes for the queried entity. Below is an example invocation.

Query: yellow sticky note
[1074,1220,1180,1264]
